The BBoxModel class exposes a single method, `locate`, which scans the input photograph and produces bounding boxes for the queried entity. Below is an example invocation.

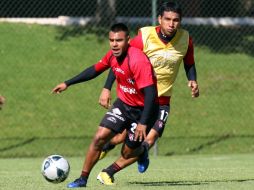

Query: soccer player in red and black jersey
[52,23,159,188]
[97,1,200,184]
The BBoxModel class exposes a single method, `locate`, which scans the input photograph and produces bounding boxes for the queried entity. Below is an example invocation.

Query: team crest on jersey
[127,78,135,85]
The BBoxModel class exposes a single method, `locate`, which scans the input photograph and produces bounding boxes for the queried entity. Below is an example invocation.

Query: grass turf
[0,23,254,157]
[0,154,254,190]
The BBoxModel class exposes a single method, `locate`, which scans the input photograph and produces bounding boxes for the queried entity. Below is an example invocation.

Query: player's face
[158,11,181,37]
[109,31,130,57]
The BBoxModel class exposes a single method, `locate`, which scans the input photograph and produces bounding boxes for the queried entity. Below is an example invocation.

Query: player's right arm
[52,51,111,94]
[52,65,104,94]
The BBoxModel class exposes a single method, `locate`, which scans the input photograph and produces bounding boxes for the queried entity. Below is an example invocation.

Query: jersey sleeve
[131,54,155,90]
[183,36,195,65]
[129,31,144,50]
[94,50,112,72]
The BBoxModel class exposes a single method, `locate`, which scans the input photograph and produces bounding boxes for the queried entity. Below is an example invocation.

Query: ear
[127,35,130,43]
[158,15,162,25]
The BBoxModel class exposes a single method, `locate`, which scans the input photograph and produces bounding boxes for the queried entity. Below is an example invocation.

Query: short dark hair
[110,23,129,36]
[159,1,182,20]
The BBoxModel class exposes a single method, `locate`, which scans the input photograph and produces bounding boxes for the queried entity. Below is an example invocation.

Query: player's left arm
[183,37,199,98]
[98,69,116,109]
[134,84,158,142]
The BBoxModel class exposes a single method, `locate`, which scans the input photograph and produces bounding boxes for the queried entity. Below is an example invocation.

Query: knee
[145,139,155,148]
[121,148,132,159]
[121,149,129,159]
[93,134,107,150]
[145,131,159,148]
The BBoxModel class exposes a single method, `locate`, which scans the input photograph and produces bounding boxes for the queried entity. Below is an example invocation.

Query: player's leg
[137,104,170,172]
[145,128,159,147]
[67,127,115,188]
[81,127,115,172]
[98,104,170,183]
[97,142,145,185]
[67,99,127,188]
[97,102,160,184]
[146,104,170,148]
[97,121,151,185]
[99,129,127,160]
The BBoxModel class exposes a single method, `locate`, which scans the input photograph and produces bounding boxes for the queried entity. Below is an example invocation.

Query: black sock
[80,171,89,180]
[142,141,149,152]
[102,142,116,151]
[102,162,122,177]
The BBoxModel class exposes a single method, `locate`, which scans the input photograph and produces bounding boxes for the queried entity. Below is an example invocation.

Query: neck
[158,29,176,43]
[117,51,127,62]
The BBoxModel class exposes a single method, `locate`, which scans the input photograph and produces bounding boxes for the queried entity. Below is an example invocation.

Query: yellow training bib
[141,26,189,97]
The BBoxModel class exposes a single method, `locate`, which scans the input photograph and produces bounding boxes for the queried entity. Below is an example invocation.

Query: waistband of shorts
[118,98,143,109]
[158,96,170,105]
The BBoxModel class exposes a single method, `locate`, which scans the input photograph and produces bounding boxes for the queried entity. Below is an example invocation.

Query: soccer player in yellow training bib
[96,1,200,185]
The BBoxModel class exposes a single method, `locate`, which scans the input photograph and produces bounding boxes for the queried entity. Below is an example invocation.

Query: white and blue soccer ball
[41,155,70,183]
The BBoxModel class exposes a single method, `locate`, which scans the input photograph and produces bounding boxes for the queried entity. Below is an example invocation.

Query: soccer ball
[41,155,70,183]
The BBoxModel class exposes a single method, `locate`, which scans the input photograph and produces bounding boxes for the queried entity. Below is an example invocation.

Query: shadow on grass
[129,178,254,186]
[0,134,254,157]
[165,134,231,156]
[0,137,36,152]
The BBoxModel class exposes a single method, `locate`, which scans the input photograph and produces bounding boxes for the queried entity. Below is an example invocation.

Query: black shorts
[152,104,170,137]
[100,98,158,148]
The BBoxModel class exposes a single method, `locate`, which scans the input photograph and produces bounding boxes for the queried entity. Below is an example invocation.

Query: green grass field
[0,22,254,158]
[0,22,254,190]
[1,154,254,190]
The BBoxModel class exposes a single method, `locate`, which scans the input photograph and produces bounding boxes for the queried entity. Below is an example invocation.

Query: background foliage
[0,0,253,158]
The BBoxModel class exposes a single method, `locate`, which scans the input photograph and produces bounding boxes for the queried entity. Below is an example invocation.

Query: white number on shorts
[130,123,137,133]
[160,110,169,122]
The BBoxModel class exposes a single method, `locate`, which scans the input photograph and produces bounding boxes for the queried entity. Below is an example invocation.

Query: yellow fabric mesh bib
[141,26,189,97]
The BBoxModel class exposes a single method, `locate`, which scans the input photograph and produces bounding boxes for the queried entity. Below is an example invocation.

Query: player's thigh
[94,126,115,142]
[110,129,127,144]
[90,127,116,149]
[99,99,129,134]
[120,142,140,159]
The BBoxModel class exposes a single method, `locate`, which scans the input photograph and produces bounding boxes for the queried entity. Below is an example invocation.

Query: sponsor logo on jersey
[114,67,125,74]
[120,84,137,94]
